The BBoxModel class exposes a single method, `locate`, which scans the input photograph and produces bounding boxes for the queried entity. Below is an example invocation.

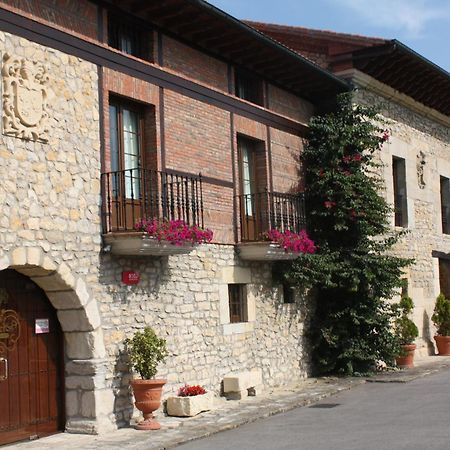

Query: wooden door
[0,270,64,446]
[238,138,258,241]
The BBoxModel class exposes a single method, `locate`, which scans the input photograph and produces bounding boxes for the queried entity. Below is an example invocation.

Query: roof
[98,0,349,104]
[247,21,450,117]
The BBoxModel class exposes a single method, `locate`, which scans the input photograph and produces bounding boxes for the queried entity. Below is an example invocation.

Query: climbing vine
[283,94,412,375]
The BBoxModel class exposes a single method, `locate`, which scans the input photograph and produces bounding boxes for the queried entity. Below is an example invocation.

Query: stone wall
[97,245,312,427]
[355,88,450,355]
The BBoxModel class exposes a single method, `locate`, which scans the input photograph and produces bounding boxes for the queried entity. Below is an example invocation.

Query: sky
[207,0,450,73]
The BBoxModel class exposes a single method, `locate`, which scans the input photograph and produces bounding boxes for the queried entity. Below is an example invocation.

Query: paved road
[177,367,450,450]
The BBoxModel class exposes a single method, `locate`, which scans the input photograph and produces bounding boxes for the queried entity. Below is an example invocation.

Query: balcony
[101,168,204,256]
[236,190,307,261]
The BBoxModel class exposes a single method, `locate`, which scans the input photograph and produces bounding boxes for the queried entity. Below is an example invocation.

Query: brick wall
[0,0,98,39]
[268,84,315,124]
[162,35,229,92]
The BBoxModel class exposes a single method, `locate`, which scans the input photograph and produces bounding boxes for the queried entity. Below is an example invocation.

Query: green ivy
[125,327,168,380]
[284,94,412,376]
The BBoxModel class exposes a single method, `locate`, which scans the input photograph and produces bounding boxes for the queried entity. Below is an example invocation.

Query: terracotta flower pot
[396,343,416,369]
[130,379,166,430]
[434,335,450,356]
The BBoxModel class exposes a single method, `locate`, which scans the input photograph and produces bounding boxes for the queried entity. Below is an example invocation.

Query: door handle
[0,357,7,381]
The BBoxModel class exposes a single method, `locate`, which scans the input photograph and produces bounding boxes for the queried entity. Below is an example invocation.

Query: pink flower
[324,201,336,209]
[264,228,316,254]
[382,130,390,142]
[135,218,213,245]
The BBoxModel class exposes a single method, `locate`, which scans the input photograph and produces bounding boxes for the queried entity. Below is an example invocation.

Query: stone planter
[103,233,197,256]
[237,242,299,261]
[166,392,214,417]
[434,335,450,355]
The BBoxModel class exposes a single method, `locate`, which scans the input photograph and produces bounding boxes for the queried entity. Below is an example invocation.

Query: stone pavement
[6,355,450,450]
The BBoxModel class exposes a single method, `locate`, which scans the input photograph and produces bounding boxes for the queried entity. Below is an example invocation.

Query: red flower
[353,154,362,162]
[324,201,336,209]
[382,130,390,142]
[178,384,206,397]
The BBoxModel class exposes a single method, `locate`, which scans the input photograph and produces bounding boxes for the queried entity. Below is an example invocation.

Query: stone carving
[416,151,426,189]
[2,53,49,142]
[0,309,21,355]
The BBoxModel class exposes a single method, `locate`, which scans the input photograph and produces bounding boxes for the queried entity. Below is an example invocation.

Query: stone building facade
[0,1,348,444]
[249,22,450,356]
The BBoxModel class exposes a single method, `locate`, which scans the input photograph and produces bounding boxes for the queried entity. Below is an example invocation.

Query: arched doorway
[0,269,64,446]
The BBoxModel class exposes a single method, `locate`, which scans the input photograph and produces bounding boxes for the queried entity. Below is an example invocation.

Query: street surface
[177,367,450,450]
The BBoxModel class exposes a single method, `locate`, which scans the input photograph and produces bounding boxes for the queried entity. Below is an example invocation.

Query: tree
[285,94,412,375]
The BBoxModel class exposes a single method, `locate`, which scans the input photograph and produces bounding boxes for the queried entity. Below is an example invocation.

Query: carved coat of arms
[2,53,49,142]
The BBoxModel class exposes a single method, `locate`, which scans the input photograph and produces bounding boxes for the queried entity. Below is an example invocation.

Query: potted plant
[432,293,450,355]
[393,296,419,368]
[166,384,214,417]
[125,327,168,430]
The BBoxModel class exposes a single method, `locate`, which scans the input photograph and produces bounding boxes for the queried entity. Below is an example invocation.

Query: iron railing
[101,168,203,233]
[237,190,306,242]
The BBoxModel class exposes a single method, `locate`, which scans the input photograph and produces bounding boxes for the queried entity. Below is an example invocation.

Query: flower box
[166,392,214,417]
[237,242,300,261]
[103,233,197,256]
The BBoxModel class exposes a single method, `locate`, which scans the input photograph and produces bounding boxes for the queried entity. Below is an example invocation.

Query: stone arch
[0,246,114,434]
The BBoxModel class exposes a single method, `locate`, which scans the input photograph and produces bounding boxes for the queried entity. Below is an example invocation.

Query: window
[441,176,450,234]
[282,282,295,304]
[228,284,248,323]
[108,13,152,61]
[235,69,264,106]
[109,100,144,199]
[439,259,450,299]
[393,157,408,227]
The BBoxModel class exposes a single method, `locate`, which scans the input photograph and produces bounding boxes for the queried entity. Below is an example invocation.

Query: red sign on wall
[122,271,140,285]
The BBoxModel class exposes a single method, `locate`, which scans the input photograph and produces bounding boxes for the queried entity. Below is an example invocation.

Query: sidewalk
[7,355,450,450]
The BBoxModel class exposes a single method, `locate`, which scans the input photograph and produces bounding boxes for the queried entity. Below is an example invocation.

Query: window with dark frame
[439,259,450,299]
[109,99,144,200]
[440,176,450,234]
[228,284,248,323]
[393,157,408,227]
[235,69,264,106]
[108,13,152,61]
[282,282,295,304]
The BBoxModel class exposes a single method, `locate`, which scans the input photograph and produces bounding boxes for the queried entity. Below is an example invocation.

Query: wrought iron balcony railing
[237,190,306,242]
[101,168,203,233]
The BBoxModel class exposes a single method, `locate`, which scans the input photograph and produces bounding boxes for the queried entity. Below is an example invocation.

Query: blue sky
[208,0,450,73]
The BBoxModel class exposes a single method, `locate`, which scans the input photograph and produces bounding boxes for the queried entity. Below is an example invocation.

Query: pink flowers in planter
[134,218,213,246]
[265,229,316,254]
[177,384,207,397]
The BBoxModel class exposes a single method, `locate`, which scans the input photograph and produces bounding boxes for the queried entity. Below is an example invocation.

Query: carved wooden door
[0,270,64,446]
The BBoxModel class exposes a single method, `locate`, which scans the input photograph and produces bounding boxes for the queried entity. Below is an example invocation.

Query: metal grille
[101,169,203,233]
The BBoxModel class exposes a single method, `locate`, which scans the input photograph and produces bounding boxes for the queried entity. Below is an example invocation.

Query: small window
[440,176,450,234]
[235,69,264,106]
[228,284,248,323]
[108,13,152,61]
[282,282,295,304]
[439,259,450,299]
[393,157,408,227]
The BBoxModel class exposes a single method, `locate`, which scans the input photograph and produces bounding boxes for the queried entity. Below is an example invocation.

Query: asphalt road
[176,367,450,450]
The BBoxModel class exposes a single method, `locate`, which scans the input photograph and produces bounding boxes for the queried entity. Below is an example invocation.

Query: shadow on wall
[97,252,169,428]
[422,309,436,355]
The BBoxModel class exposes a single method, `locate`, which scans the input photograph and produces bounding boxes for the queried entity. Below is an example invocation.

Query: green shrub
[432,294,450,336]
[393,296,418,346]
[125,327,168,379]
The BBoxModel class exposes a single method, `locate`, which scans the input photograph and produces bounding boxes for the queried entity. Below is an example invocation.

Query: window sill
[222,321,254,336]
